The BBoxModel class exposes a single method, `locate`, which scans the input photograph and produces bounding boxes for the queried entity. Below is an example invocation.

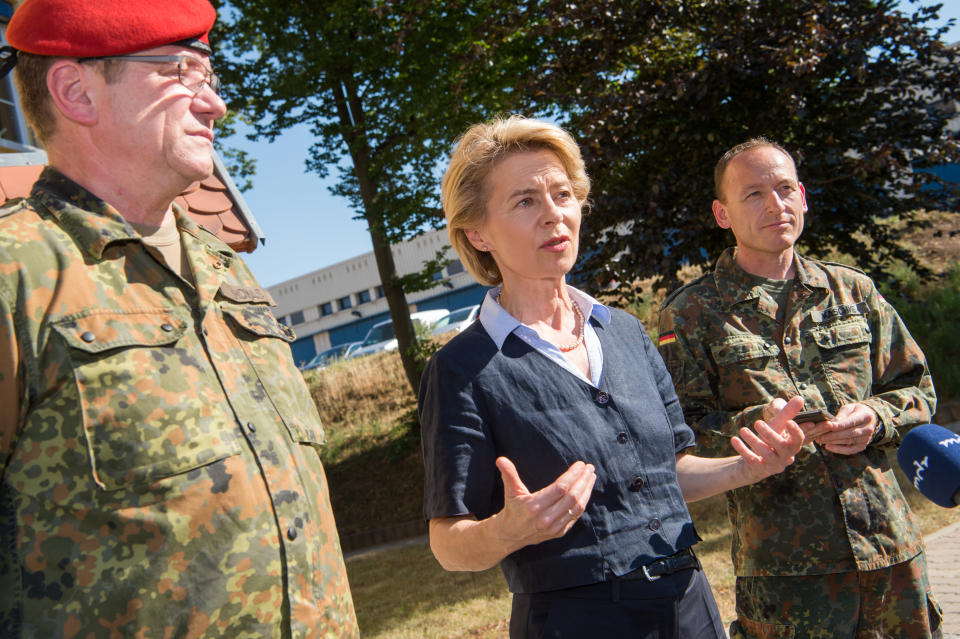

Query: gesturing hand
[494,457,596,550]
[734,395,806,484]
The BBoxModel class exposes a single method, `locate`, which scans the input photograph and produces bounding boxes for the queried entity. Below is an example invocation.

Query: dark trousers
[509,564,725,638]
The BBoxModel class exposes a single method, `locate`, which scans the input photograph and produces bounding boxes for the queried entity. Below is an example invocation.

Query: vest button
[617,432,629,444]
[629,476,644,492]
[596,391,609,405]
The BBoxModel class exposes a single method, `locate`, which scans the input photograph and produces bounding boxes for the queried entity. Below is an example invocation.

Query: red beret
[7,0,216,57]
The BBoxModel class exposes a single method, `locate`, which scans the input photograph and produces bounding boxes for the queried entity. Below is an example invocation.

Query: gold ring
[568,508,576,520]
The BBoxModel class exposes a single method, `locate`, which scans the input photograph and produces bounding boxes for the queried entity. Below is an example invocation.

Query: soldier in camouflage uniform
[0,1,359,637]
[658,138,942,638]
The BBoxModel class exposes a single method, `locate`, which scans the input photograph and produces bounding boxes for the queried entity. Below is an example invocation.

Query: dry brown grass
[305,351,411,427]
[596,262,707,341]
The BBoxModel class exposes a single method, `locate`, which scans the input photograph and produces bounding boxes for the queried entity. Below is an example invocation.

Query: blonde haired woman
[419,116,805,638]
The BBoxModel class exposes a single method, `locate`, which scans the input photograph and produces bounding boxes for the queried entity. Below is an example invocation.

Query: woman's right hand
[428,457,596,571]
[494,456,596,548]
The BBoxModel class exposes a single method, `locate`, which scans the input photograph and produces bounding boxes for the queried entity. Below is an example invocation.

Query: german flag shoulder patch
[658,332,676,346]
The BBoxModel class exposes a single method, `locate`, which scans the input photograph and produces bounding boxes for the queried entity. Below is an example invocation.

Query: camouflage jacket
[658,248,936,577]
[0,169,358,638]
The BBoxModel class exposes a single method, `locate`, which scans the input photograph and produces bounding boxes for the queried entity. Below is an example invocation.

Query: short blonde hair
[441,115,590,286]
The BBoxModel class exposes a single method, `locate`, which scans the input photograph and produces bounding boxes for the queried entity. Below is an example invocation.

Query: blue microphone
[897,424,960,508]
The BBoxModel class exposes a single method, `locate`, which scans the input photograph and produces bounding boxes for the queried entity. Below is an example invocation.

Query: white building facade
[268,227,487,366]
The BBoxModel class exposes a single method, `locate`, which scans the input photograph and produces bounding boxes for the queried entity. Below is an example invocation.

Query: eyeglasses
[77,54,221,96]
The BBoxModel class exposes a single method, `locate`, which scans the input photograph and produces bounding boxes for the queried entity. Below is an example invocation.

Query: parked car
[300,341,361,371]
[350,309,449,359]
[431,304,480,337]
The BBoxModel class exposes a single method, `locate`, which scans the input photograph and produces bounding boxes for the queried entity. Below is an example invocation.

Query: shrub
[881,264,960,399]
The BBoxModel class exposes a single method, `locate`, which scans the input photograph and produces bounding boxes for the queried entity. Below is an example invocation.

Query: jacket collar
[713,246,830,310]
[31,167,202,260]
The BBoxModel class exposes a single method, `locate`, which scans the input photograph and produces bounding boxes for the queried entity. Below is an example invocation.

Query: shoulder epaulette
[0,198,30,220]
[660,271,713,310]
[819,259,867,276]
[796,251,867,276]
[196,223,218,237]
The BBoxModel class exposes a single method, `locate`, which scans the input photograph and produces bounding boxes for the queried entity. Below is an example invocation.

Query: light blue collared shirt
[478,284,611,386]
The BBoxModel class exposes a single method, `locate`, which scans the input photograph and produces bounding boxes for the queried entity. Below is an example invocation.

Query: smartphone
[794,409,835,424]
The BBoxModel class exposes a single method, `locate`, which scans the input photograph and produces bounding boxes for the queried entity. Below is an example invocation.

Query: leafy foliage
[516,0,960,294]
[213,0,959,391]
[211,0,535,391]
[881,262,960,398]
[213,110,257,192]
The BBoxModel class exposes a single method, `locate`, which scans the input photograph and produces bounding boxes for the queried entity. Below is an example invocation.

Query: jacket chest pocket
[807,316,872,396]
[53,310,242,490]
[221,303,326,448]
[709,335,790,410]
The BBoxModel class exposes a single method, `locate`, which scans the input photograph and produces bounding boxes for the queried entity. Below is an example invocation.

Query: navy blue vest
[420,307,700,593]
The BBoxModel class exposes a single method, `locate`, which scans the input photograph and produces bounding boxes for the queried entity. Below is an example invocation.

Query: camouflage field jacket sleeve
[657,248,936,577]
[0,169,358,638]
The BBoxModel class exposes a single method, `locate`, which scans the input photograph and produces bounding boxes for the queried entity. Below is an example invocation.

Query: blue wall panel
[924,163,960,185]
[290,338,317,368]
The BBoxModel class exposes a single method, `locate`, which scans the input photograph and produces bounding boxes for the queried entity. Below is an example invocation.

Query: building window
[357,289,371,304]
[432,270,443,282]
[338,295,352,310]
[277,315,289,326]
[289,310,305,325]
[319,301,333,316]
[447,260,464,276]
[376,285,385,299]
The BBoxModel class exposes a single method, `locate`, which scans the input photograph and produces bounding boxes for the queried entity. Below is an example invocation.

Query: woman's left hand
[732,395,806,483]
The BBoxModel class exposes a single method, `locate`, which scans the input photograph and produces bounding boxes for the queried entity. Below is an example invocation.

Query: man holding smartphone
[658,138,940,637]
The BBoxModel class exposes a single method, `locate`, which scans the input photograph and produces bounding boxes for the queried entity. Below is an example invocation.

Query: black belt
[629,546,700,582]
[530,548,701,602]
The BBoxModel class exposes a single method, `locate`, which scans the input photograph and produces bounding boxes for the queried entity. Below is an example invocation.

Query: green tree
[212,0,535,392]
[520,0,960,294]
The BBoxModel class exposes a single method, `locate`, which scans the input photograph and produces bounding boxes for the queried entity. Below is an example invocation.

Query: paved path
[931,419,960,638]
[928,520,960,638]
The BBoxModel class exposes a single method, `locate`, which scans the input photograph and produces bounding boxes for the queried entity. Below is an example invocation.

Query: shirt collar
[478,283,611,350]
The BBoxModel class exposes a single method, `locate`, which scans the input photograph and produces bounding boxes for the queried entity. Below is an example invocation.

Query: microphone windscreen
[897,424,960,508]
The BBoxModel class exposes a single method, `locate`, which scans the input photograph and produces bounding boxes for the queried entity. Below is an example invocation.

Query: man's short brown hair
[14,53,123,147]
[13,52,57,146]
[714,137,797,202]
